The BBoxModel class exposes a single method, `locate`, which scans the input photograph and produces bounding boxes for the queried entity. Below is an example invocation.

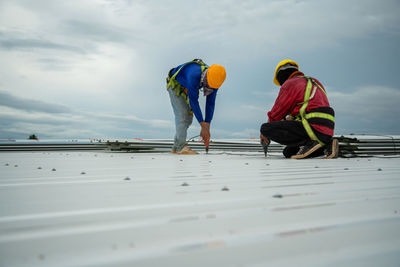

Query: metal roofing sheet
[1,151,400,266]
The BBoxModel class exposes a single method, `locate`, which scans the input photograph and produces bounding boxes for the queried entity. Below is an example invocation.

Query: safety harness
[166,59,208,105]
[295,76,335,146]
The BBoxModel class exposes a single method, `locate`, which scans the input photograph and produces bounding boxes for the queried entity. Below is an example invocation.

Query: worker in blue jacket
[166,59,226,154]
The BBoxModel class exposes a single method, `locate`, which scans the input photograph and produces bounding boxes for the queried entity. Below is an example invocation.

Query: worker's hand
[260,134,270,145]
[200,122,210,147]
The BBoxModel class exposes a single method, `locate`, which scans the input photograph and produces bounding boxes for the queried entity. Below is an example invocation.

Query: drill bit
[262,140,269,157]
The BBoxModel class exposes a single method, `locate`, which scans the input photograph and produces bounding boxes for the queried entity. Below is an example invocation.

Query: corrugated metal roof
[1,150,400,266]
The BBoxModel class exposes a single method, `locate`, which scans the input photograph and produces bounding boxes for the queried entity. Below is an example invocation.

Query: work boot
[291,140,322,159]
[324,138,339,159]
[176,146,198,155]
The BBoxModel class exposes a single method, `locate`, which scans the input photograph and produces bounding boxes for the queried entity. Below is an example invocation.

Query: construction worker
[166,59,226,154]
[260,59,338,159]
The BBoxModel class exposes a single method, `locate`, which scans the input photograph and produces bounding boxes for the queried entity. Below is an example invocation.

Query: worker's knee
[260,122,273,137]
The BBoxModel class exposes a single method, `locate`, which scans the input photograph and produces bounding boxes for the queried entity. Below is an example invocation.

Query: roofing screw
[221,186,229,191]
[180,159,183,162]
[181,182,189,186]
[5,163,9,166]
[52,168,56,171]
[14,165,18,167]
[344,168,349,170]
[37,167,42,169]
[273,194,283,198]
[315,166,319,168]
[245,163,249,165]
[377,168,382,171]
[209,161,212,163]
[81,171,86,175]
[124,177,131,181]
[266,164,270,166]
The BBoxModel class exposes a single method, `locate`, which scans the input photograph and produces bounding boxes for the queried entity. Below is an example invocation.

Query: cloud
[0,33,86,54]
[329,86,400,134]
[0,93,172,139]
[61,19,133,44]
[329,86,400,117]
[0,91,72,113]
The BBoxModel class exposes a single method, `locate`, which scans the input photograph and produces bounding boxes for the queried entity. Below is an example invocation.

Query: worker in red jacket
[260,59,338,159]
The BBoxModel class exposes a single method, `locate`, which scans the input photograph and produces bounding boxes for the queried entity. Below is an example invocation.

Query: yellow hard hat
[207,64,226,89]
[273,59,299,86]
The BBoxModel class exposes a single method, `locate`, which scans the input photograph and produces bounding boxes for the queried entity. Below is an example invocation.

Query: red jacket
[267,72,334,136]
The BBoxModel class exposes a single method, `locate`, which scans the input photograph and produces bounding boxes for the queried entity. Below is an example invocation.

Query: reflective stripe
[302,117,322,145]
[305,112,335,122]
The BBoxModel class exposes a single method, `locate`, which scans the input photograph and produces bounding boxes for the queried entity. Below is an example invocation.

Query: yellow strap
[313,80,327,96]
[167,65,185,89]
[305,112,335,122]
[299,78,325,146]
[166,60,208,90]
[301,118,322,145]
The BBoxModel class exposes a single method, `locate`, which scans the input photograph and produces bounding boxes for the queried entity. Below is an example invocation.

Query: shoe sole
[176,151,198,155]
[324,138,339,159]
[291,143,322,159]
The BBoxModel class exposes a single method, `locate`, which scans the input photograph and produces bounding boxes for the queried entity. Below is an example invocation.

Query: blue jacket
[170,62,217,123]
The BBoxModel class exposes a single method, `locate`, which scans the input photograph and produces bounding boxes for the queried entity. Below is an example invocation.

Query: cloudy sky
[0,0,399,140]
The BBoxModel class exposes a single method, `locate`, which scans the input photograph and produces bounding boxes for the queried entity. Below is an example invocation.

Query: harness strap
[166,59,208,116]
[305,112,335,122]
[298,76,332,146]
[166,59,208,92]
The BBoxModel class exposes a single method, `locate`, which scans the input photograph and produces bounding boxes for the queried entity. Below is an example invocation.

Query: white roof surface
[1,151,400,267]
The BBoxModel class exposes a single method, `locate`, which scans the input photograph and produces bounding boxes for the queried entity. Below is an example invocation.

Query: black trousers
[260,121,332,157]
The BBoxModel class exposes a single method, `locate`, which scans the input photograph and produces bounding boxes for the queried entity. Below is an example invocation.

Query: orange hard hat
[207,64,226,89]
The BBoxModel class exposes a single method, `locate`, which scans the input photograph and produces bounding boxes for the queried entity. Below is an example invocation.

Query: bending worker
[260,59,338,159]
[166,59,226,154]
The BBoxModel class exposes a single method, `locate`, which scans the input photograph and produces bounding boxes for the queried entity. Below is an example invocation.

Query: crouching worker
[260,59,338,159]
[166,59,226,154]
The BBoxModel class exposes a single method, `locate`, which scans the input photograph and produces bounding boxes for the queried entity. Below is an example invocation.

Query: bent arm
[204,90,217,123]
